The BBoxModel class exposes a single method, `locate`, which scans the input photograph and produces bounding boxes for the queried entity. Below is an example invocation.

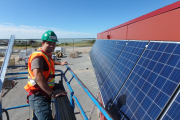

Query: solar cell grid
[95,40,109,65]
[96,40,115,68]
[89,40,101,64]
[89,40,97,55]
[91,40,106,76]
[95,40,111,83]
[113,41,180,120]
[162,90,180,120]
[91,40,105,63]
[101,41,148,105]
[99,41,117,66]
[97,40,128,86]
[95,40,117,86]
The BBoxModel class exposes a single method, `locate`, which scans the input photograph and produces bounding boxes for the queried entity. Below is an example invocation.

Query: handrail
[62,74,88,119]
[62,74,74,107]
[64,65,114,120]
[4,104,30,111]
[5,69,63,76]
[6,72,28,75]
[3,100,55,112]
[72,96,88,120]
[0,65,28,68]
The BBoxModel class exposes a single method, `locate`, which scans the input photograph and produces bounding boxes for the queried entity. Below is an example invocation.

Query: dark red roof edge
[99,1,180,34]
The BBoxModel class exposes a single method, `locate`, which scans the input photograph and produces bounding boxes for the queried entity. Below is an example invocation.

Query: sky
[0,0,179,39]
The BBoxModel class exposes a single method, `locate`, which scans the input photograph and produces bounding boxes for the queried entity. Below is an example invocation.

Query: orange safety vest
[24,48,55,93]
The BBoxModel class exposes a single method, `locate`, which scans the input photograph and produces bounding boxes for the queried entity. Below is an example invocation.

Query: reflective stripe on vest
[28,79,55,87]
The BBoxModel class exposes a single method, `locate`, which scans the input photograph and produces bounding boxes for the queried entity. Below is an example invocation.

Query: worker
[24,30,67,120]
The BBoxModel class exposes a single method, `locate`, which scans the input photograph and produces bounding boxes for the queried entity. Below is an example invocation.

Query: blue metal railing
[64,65,113,120]
[2,65,113,120]
[62,69,88,120]
[72,96,88,120]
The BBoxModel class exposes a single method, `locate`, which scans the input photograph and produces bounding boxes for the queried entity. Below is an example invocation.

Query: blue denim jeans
[29,94,53,120]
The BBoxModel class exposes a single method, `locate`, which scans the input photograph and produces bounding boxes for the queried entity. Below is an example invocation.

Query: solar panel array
[89,40,180,120]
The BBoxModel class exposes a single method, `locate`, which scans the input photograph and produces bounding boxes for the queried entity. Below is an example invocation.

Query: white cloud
[19,25,30,28]
[0,23,90,39]
[3,22,14,25]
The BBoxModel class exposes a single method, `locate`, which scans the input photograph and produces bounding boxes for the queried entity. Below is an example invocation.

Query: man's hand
[52,89,67,98]
[61,61,68,65]
[54,61,68,66]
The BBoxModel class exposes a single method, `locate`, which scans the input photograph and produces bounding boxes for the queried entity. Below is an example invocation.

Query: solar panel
[93,40,110,79]
[98,40,117,68]
[100,41,148,105]
[90,40,180,119]
[97,40,128,86]
[90,40,105,74]
[161,89,180,120]
[95,40,118,85]
[90,40,104,64]
[112,41,180,120]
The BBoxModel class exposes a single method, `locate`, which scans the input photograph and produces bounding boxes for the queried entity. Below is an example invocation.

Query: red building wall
[110,26,128,40]
[127,8,180,41]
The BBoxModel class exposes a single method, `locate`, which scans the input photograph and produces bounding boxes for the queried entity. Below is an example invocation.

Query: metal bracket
[68,76,74,84]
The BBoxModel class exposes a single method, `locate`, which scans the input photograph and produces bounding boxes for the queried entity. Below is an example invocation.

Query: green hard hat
[41,30,58,42]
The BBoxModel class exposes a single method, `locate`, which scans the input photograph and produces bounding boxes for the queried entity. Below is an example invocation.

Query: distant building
[0,40,8,46]
[0,46,8,54]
